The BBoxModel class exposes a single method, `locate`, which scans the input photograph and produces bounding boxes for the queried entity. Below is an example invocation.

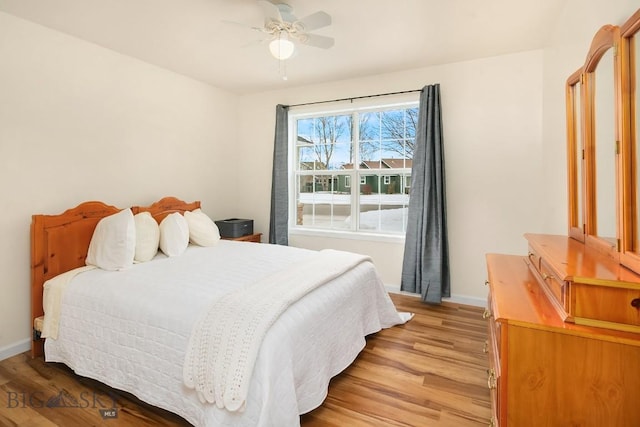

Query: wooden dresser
[482,7,640,426]
[485,234,640,427]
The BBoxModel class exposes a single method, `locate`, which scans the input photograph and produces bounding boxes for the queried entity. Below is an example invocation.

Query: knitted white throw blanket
[182,249,371,411]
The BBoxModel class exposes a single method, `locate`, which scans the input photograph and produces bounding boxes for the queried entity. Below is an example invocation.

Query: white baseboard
[385,285,486,307]
[0,338,30,362]
[443,294,486,307]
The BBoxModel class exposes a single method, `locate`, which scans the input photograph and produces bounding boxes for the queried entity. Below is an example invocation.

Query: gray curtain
[401,84,450,303]
[269,104,289,245]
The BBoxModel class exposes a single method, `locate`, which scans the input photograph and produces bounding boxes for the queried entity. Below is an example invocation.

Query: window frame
[404,175,411,189]
[288,95,419,240]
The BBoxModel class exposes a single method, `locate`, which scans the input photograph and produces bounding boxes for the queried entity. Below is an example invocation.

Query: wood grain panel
[507,325,640,426]
[573,282,640,326]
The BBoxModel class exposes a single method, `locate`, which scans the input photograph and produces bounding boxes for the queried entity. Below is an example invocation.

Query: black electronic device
[214,218,254,238]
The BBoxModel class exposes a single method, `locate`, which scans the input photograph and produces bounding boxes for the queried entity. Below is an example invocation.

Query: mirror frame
[620,9,640,273]
[566,68,585,242]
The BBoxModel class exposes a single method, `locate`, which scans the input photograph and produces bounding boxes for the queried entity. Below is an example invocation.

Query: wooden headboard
[131,196,200,223]
[30,196,200,358]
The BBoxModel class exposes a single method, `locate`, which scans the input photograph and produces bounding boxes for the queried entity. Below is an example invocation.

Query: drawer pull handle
[483,340,488,353]
[482,309,492,319]
[487,368,497,390]
[542,273,553,280]
[484,280,490,286]
[631,298,640,309]
[489,420,496,427]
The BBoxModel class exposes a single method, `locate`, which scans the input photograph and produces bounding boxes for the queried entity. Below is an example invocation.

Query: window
[291,99,418,236]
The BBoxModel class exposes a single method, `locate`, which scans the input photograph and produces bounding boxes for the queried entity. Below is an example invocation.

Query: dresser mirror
[569,10,640,274]
[567,24,621,257]
[566,69,584,241]
[592,46,617,247]
[620,9,640,274]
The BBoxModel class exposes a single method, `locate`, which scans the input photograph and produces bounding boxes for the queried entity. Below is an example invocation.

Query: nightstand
[222,233,262,243]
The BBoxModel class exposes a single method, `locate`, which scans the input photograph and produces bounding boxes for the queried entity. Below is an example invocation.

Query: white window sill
[289,227,406,244]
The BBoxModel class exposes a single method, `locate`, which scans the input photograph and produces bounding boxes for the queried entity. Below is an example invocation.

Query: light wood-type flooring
[0,294,490,426]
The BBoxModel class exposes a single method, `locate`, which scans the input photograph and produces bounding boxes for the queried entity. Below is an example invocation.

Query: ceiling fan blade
[258,0,283,23]
[275,3,297,23]
[301,33,335,49]
[296,11,331,31]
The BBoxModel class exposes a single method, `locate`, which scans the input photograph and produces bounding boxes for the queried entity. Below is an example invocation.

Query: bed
[30,196,409,426]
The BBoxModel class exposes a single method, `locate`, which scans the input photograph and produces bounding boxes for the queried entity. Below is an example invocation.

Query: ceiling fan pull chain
[280,58,288,81]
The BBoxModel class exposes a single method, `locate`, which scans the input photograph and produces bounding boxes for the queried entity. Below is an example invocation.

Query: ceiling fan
[226,1,334,61]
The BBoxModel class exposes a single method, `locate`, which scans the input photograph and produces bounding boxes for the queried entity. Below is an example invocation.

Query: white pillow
[85,208,135,271]
[159,212,189,257]
[184,209,220,247]
[134,212,160,262]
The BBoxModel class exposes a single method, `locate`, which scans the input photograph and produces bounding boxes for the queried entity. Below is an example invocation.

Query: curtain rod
[287,88,422,108]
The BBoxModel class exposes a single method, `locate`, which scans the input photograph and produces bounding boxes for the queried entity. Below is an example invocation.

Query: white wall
[237,50,546,305]
[0,12,239,357]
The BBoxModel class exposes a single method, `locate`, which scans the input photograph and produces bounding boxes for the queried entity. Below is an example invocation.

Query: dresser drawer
[526,245,565,306]
[526,245,541,272]
[572,283,640,332]
[485,293,501,363]
[525,253,570,321]
[486,292,501,426]
[539,259,566,309]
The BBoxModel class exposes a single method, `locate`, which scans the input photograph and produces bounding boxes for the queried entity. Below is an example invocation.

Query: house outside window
[290,97,418,236]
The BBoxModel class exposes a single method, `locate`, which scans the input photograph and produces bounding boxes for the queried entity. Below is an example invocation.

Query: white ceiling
[0,0,567,94]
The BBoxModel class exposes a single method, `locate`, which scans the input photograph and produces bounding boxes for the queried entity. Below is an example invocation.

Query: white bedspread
[44,241,407,427]
[183,249,371,411]
[41,265,96,339]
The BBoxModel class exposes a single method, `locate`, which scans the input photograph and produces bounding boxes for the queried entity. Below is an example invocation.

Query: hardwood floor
[0,294,490,426]
[301,294,491,426]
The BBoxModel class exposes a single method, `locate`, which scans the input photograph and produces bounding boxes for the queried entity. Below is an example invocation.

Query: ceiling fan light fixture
[269,32,295,60]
